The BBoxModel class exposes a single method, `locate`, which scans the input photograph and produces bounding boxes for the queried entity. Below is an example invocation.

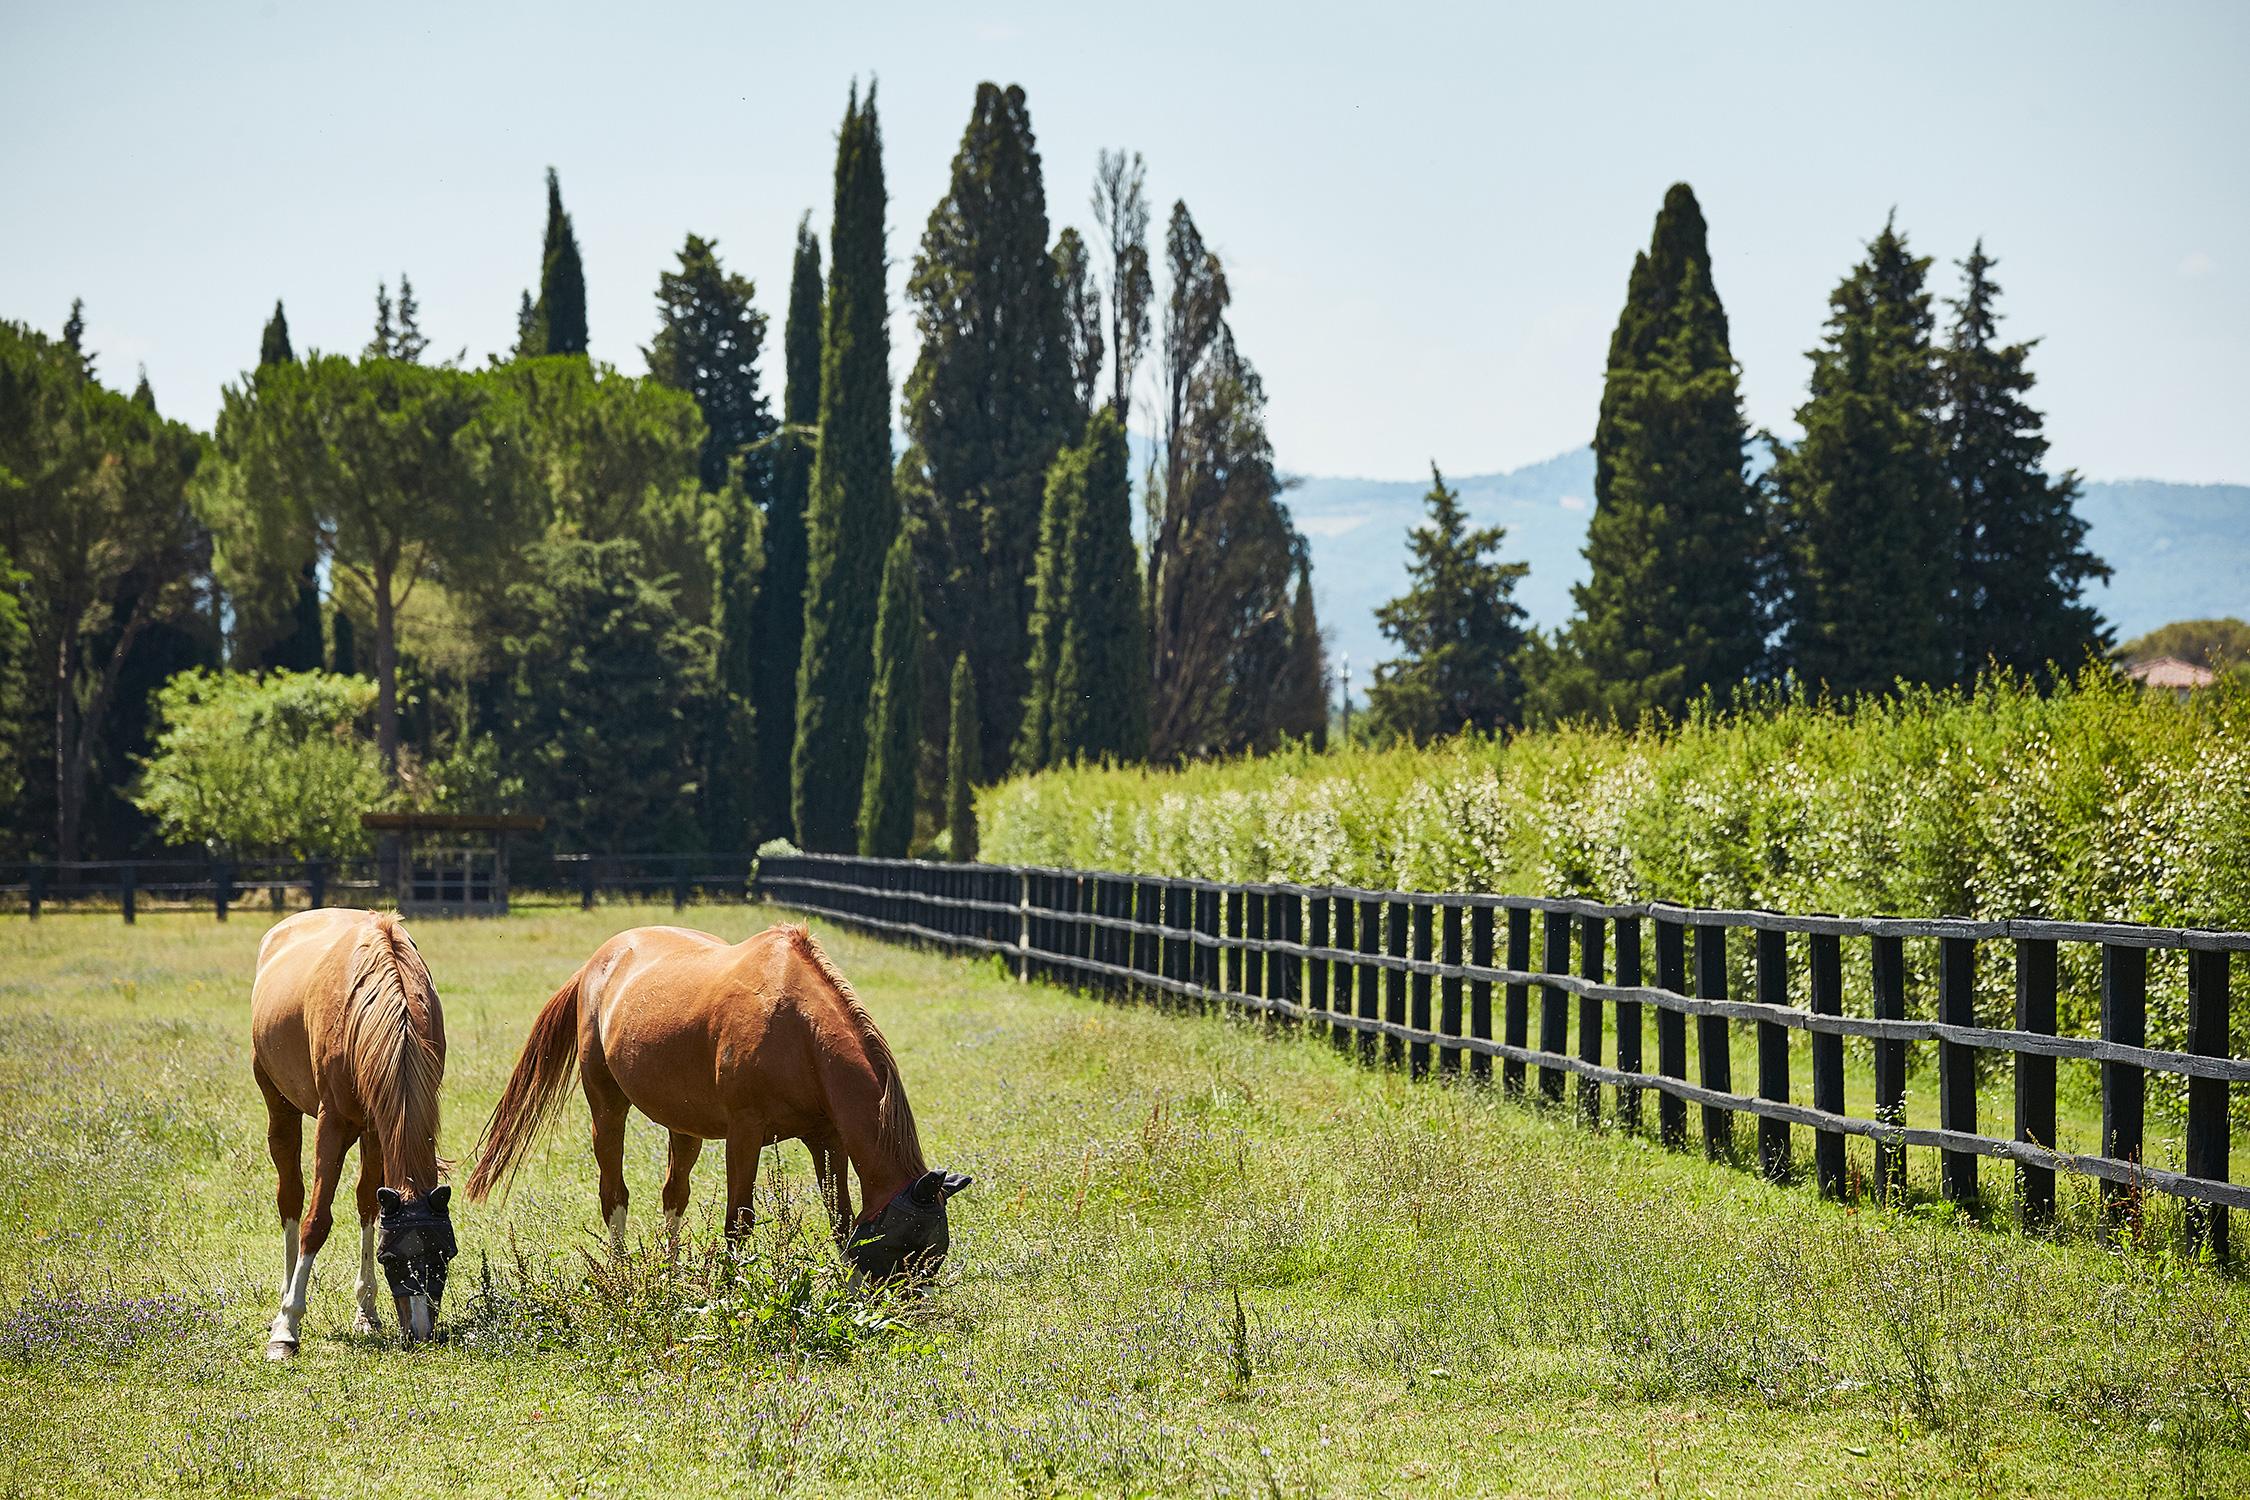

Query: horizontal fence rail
[757,853,2245,1261]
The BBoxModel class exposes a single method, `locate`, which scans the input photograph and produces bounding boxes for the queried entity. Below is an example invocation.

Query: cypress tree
[1016,410,1146,771]
[1571,184,1766,720]
[329,607,356,676]
[946,652,979,862]
[793,84,894,851]
[751,218,820,841]
[530,167,588,357]
[1054,226,1103,425]
[645,233,772,493]
[1776,216,1951,696]
[260,300,293,368]
[1276,559,1327,747]
[131,367,155,410]
[859,530,922,858]
[1942,243,2108,679]
[1364,467,1530,742]
[903,81,1077,775]
[702,484,762,848]
[255,300,325,674]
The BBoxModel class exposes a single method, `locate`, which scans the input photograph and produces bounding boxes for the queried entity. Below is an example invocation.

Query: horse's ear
[909,1171,945,1208]
[376,1186,404,1214]
[427,1185,452,1213]
[941,1171,973,1199]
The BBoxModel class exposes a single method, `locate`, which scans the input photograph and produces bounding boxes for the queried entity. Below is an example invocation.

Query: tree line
[1365,184,2109,742]
[0,79,1325,863]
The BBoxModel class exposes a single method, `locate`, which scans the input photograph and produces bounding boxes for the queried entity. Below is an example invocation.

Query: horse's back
[252,907,376,1114]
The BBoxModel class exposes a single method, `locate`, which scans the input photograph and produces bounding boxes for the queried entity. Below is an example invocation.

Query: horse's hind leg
[351,1139,385,1336]
[583,1052,632,1255]
[661,1132,702,1244]
[256,1064,303,1301]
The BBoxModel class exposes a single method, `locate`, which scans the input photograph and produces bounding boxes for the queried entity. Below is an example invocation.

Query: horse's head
[847,1169,972,1282]
[374,1184,457,1343]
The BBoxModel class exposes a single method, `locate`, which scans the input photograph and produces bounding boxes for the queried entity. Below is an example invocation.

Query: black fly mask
[846,1170,971,1282]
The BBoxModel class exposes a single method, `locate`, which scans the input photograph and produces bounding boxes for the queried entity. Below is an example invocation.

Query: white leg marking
[279,1218,300,1301]
[267,1249,315,1356]
[403,1293,434,1343]
[353,1220,380,1334]
[663,1209,683,1243]
[608,1205,628,1257]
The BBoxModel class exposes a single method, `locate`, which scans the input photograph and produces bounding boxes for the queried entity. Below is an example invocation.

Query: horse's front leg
[722,1119,766,1244]
[808,1133,854,1255]
[268,1110,354,1360]
[352,1138,385,1336]
[256,1065,303,1303]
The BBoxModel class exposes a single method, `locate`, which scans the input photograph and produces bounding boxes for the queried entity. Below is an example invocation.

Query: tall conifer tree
[260,301,293,368]
[1775,216,1951,695]
[645,233,772,493]
[1364,467,1529,741]
[1015,410,1146,771]
[903,81,1076,774]
[525,167,588,357]
[946,652,979,861]
[1276,560,1327,747]
[1942,243,2108,679]
[793,84,894,850]
[1569,184,1766,720]
[752,219,821,842]
[858,531,921,858]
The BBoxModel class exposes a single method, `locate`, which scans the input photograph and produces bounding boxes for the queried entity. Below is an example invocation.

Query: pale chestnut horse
[467,923,969,1278]
[252,909,456,1359]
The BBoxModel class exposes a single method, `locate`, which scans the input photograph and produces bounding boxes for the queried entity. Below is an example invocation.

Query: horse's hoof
[264,1338,298,1362]
[352,1311,380,1337]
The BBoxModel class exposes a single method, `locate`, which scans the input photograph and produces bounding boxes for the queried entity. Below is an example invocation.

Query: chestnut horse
[467,923,969,1278]
[252,908,456,1359]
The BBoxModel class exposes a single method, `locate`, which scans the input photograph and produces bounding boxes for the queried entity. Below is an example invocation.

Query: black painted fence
[757,852,2248,1260]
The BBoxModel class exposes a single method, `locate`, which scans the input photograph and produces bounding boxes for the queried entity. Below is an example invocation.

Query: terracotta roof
[2122,655,2217,690]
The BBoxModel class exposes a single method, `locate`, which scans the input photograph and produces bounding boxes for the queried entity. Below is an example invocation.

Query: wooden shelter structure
[361,812,546,917]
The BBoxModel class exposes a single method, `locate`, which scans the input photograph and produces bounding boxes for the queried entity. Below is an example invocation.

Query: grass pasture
[2,904,2247,1497]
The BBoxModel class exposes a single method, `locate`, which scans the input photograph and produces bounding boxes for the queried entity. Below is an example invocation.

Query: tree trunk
[372,557,400,777]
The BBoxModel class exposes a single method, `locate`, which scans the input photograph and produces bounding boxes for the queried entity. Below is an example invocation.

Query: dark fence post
[1615,917,1642,1130]
[1694,924,1733,1161]
[1538,910,1569,1104]
[674,863,689,911]
[1577,914,1605,1126]
[1356,897,1383,1064]
[308,857,327,911]
[1811,933,1846,1198]
[1225,888,1245,1001]
[120,863,136,924]
[1309,893,1332,1027]
[1503,906,1531,1095]
[581,859,596,911]
[1245,887,1266,1009]
[1755,928,1790,1181]
[1408,901,1434,1077]
[27,862,43,920]
[1938,935,1978,1205]
[1277,887,1302,1013]
[1333,896,1359,1051]
[1198,884,1223,1004]
[2185,947,2231,1261]
[1439,903,1464,1076]
[1384,898,1409,1068]
[215,856,233,922]
[1655,917,1688,1149]
[1017,871,1033,982]
[1871,935,1907,1201]
[2101,942,2148,1227]
[1468,906,1495,1082]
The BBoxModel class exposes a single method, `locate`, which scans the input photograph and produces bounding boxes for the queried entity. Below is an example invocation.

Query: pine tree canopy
[259,301,294,368]
[1365,467,1529,741]
[1016,409,1147,773]
[749,217,821,843]
[904,81,1077,777]
[793,82,895,851]
[1054,226,1103,425]
[946,651,980,861]
[535,167,589,357]
[645,232,773,495]
[1567,183,1768,723]
[1942,242,2108,680]
[858,528,921,858]
[1776,215,1952,697]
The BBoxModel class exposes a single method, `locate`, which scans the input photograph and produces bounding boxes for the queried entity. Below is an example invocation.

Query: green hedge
[981,672,2250,1067]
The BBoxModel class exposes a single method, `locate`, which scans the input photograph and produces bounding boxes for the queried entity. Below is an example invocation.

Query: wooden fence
[757,852,2248,1261]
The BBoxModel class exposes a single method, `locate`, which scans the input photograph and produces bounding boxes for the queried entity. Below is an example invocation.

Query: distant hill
[1282,448,2250,697]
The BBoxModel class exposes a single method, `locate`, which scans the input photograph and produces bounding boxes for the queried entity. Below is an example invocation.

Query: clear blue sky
[5,1,2245,483]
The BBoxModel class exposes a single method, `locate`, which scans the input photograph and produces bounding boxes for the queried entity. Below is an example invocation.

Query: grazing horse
[251,908,455,1359]
[467,923,969,1279]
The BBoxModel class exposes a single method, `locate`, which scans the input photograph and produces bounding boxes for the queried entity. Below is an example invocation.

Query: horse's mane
[344,913,446,1194]
[783,924,925,1176]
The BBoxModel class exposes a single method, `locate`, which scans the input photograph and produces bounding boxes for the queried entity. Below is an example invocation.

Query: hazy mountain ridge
[1281,448,2249,694]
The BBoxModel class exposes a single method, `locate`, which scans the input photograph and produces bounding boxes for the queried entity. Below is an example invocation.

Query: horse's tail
[465,966,584,1203]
